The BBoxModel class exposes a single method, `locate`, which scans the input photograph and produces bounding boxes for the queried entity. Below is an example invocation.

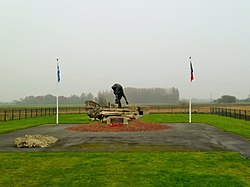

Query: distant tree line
[96,87,180,105]
[214,95,250,103]
[3,87,179,106]
[214,95,237,103]
[3,89,249,106]
[15,93,94,105]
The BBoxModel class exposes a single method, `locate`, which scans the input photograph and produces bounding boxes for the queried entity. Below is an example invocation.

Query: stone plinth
[107,116,128,125]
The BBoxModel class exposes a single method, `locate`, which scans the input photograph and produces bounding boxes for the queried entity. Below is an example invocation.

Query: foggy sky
[0,0,250,102]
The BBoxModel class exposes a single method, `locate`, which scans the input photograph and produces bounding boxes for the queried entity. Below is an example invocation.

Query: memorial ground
[0,114,250,186]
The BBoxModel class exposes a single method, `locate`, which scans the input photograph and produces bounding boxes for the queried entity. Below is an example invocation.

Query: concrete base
[107,116,128,124]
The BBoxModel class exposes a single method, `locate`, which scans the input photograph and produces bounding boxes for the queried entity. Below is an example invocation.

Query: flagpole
[189,82,192,124]
[56,58,60,126]
[189,57,193,124]
[56,93,59,125]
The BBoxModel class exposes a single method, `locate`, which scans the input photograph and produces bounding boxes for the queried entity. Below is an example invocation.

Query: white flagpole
[56,94,59,125]
[56,58,60,126]
[189,83,192,124]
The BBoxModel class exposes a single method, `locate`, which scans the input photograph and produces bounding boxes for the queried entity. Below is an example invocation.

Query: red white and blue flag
[190,57,194,82]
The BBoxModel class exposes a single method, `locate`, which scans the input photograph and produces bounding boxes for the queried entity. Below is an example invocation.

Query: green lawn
[0,114,91,134]
[0,152,250,187]
[140,114,250,139]
[1,114,250,186]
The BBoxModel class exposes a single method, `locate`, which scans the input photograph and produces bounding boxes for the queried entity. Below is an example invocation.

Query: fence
[148,106,210,114]
[0,107,86,122]
[1,106,250,122]
[210,107,250,121]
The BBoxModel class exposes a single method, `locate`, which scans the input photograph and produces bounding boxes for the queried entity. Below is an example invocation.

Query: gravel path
[0,123,250,159]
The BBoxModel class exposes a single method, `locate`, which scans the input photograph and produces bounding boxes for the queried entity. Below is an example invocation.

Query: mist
[0,0,250,102]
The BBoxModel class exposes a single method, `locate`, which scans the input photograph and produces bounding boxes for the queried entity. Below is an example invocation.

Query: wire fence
[1,106,250,122]
[0,107,87,122]
[210,107,250,121]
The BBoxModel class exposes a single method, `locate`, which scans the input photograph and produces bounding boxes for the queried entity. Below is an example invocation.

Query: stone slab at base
[107,116,128,125]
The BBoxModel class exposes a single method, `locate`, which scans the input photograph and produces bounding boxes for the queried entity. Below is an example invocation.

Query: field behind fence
[149,106,210,114]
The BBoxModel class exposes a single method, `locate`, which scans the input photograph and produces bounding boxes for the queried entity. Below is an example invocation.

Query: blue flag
[57,64,60,82]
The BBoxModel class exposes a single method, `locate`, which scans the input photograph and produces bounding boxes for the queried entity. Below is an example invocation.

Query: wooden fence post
[12,110,14,120]
[19,110,21,120]
[4,110,7,122]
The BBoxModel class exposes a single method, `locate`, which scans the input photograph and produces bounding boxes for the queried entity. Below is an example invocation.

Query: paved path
[0,123,250,159]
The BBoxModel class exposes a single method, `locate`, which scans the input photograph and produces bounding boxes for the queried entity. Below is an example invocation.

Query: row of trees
[15,93,94,105]
[14,87,180,106]
[6,90,249,106]
[96,87,180,105]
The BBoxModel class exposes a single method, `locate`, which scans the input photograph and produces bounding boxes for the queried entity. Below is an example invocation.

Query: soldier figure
[111,83,129,108]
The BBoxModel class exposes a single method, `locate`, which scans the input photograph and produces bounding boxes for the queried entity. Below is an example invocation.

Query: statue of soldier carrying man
[111,83,129,108]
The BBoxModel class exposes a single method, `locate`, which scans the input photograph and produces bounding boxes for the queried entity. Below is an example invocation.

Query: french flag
[190,57,194,82]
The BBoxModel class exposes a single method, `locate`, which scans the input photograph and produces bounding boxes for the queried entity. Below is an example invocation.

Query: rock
[15,134,58,148]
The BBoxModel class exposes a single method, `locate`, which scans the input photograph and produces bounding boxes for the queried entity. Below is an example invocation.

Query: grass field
[0,152,250,187]
[0,114,91,134]
[1,114,250,186]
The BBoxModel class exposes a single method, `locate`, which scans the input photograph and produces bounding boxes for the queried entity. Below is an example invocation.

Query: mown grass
[0,114,91,134]
[0,114,250,186]
[140,114,250,139]
[0,152,250,187]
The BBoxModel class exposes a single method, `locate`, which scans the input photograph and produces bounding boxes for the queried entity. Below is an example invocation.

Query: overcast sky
[0,0,249,102]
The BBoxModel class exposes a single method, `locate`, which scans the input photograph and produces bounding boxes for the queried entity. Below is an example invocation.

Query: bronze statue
[111,83,129,108]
